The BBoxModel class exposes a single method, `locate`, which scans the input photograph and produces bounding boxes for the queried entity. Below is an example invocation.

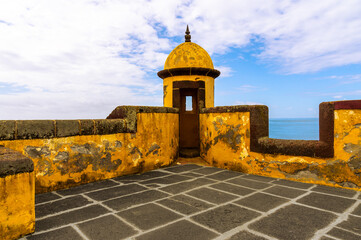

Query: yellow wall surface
[200,111,361,190]
[334,109,361,160]
[163,75,214,108]
[0,113,179,193]
[0,172,35,240]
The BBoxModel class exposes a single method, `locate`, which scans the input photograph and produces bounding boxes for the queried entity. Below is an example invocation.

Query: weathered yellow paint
[164,42,214,69]
[0,113,179,193]
[200,111,361,190]
[163,75,214,108]
[0,172,35,240]
[334,109,361,160]
[200,112,251,168]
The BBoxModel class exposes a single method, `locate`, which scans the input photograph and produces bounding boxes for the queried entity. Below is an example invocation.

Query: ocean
[269,118,319,140]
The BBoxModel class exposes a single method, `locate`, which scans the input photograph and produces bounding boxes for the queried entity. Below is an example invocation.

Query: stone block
[79,119,95,135]
[56,120,80,137]
[0,146,34,177]
[94,119,126,135]
[17,120,55,139]
[106,106,179,133]
[0,120,16,140]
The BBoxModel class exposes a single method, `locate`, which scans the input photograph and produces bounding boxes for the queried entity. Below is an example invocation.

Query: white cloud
[237,84,266,93]
[214,66,232,78]
[234,101,263,106]
[0,0,360,119]
[332,95,343,99]
[181,0,361,73]
[0,0,169,119]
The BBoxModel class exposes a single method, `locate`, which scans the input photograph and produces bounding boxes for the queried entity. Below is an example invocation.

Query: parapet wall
[0,106,179,193]
[200,100,361,190]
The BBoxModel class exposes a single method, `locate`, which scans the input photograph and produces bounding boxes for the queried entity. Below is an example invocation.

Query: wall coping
[0,106,178,141]
[0,119,127,141]
[0,146,34,177]
[201,102,337,158]
[333,100,361,109]
[201,105,269,153]
[107,106,179,132]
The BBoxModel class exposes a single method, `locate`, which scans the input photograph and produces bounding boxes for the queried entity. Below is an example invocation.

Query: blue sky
[0,0,360,119]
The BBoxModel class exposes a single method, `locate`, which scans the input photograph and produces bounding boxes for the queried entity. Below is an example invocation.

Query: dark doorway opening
[179,88,200,157]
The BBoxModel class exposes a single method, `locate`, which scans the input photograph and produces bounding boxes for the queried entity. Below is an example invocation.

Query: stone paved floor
[22,164,361,240]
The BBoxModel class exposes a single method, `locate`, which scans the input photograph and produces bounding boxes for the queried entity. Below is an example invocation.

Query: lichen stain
[279,162,308,174]
[0,112,179,193]
[200,110,361,190]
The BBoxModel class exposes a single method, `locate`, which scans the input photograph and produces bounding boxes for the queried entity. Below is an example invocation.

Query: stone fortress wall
[0,106,179,240]
[200,100,361,190]
[1,100,361,240]
[2,26,361,239]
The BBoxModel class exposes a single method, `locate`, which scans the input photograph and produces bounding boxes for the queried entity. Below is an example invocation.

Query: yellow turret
[158,25,220,108]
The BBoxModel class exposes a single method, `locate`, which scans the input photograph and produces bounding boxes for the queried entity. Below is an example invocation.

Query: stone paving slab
[227,230,268,240]
[24,163,361,240]
[35,192,61,204]
[249,204,337,240]
[327,227,361,240]
[77,215,138,240]
[157,194,214,215]
[234,193,288,212]
[262,185,307,199]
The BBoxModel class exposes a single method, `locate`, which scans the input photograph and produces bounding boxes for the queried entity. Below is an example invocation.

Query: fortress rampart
[1,101,361,240]
[1,27,361,239]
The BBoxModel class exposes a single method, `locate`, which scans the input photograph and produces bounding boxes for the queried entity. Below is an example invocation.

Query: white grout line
[312,197,361,240]
[212,185,317,240]
[30,165,361,240]
[35,202,99,221]
[27,213,112,236]
[321,235,340,240]
[51,191,64,198]
[71,224,90,240]
[80,193,143,233]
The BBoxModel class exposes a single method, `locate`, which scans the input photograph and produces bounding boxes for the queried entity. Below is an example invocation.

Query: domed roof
[164,42,214,69]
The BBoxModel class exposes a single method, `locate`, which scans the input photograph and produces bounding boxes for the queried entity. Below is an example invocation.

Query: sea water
[269,118,319,140]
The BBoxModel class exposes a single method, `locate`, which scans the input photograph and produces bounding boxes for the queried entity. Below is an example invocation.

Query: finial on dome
[185,25,191,42]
